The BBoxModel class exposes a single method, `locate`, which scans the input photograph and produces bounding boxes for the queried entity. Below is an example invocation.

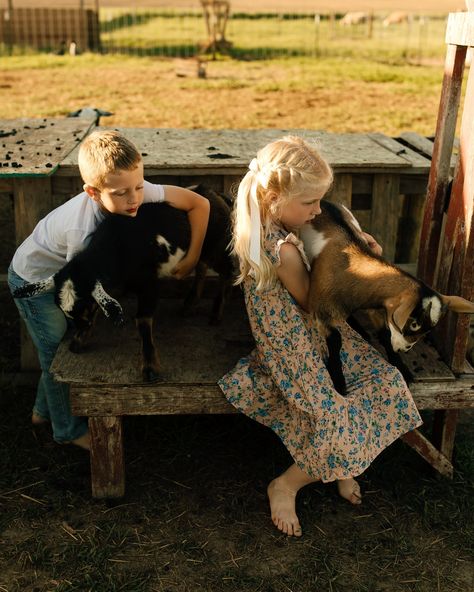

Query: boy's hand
[172,255,198,279]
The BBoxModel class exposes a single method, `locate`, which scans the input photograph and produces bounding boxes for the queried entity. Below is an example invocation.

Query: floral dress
[218,225,422,482]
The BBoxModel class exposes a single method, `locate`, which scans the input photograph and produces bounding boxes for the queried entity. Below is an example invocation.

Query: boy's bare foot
[68,431,90,451]
[32,413,49,425]
[337,478,362,505]
[267,478,303,537]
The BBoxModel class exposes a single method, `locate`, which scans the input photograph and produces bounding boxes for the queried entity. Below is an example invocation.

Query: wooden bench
[15,10,474,498]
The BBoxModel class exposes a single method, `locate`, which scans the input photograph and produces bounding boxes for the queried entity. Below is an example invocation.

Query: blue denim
[8,266,88,443]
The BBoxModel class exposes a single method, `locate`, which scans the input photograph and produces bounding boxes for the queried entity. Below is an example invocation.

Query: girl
[218,136,422,537]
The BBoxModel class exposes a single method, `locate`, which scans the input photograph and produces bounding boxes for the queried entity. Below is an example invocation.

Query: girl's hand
[172,255,198,279]
[361,232,383,256]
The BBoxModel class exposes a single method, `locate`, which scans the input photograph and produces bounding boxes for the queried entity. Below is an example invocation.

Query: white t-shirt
[12,181,165,283]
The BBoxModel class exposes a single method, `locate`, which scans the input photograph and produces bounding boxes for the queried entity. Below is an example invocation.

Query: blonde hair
[78,130,142,188]
[232,135,333,291]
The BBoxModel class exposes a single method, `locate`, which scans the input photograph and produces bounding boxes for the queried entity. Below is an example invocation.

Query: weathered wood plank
[445,11,474,46]
[416,44,466,285]
[0,118,95,177]
[432,409,459,463]
[325,173,352,208]
[368,132,432,172]
[370,173,401,261]
[89,416,125,499]
[432,48,474,372]
[59,129,413,175]
[401,429,453,478]
[69,379,474,417]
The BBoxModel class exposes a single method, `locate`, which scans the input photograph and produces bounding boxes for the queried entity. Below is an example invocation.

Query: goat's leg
[136,287,160,382]
[182,261,208,314]
[69,300,99,353]
[210,276,233,325]
[325,327,347,396]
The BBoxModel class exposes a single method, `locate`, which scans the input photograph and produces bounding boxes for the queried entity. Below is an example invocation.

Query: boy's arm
[162,185,210,279]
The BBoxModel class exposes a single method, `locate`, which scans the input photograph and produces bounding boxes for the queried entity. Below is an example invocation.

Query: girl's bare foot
[32,413,49,425]
[337,478,362,505]
[267,478,302,537]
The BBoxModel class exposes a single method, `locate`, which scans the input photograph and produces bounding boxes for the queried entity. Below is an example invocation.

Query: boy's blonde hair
[78,130,142,188]
[233,135,333,291]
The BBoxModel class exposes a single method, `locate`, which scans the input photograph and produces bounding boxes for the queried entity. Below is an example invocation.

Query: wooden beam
[401,429,453,478]
[445,12,474,47]
[89,416,125,499]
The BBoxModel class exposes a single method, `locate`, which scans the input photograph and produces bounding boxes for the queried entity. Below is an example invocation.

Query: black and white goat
[14,184,234,382]
[300,201,474,395]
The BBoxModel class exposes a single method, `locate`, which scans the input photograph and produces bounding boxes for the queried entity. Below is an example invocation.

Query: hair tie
[249,158,259,174]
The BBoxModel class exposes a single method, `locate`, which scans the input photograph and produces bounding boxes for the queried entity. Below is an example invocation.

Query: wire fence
[0,7,448,64]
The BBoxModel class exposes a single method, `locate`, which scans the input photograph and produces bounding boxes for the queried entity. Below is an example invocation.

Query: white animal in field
[340,12,368,26]
[382,11,409,27]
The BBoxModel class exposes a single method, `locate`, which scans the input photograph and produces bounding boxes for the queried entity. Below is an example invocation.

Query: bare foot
[32,413,49,425]
[337,478,362,505]
[267,478,303,537]
[69,431,90,451]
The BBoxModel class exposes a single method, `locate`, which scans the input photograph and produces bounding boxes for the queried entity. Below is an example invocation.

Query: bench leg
[401,428,453,478]
[432,409,459,464]
[89,416,125,499]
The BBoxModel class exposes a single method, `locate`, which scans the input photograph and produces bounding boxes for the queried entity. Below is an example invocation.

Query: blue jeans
[8,266,88,443]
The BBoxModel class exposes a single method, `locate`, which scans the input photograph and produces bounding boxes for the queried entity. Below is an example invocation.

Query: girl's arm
[276,243,311,311]
[163,185,211,279]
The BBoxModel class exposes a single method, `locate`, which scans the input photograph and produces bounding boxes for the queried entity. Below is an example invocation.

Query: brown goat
[300,201,474,394]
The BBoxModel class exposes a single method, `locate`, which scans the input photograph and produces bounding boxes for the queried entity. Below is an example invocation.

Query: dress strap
[275,233,311,271]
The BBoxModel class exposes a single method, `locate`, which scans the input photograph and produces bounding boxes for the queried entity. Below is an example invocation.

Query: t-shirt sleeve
[65,229,93,262]
[143,181,165,204]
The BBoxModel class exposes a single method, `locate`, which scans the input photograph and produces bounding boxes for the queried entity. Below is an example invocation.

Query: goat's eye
[409,320,421,331]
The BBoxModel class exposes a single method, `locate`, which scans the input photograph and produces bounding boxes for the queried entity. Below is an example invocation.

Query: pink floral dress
[218,225,422,482]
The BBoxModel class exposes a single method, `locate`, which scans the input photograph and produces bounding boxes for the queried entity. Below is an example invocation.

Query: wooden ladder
[402,5,474,476]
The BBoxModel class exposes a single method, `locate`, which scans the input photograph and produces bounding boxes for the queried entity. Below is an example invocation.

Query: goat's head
[13,275,125,327]
[384,288,474,352]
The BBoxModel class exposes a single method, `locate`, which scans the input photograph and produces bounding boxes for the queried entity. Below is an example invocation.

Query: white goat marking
[154,234,187,276]
[300,225,330,263]
[341,204,363,233]
[388,321,412,352]
[58,279,77,315]
[423,295,442,326]
[159,247,186,277]
[92,281,121,315]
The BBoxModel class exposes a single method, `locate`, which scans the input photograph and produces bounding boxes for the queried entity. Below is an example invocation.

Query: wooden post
[89,416,125,498]
[417,43,466,285]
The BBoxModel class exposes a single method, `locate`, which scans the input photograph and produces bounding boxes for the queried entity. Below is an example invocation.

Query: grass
[0,52,449,136]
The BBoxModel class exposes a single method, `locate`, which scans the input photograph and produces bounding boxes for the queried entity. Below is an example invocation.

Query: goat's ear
[440,294,474,313]
[384,290,416,332]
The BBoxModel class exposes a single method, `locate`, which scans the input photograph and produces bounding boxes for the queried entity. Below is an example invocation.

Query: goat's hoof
[143,368,162,383]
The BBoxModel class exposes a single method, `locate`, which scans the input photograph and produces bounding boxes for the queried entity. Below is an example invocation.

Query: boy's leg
[8,267,88,444]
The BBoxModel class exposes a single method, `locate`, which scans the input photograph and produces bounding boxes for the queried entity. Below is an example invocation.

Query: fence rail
[0,7,448,63]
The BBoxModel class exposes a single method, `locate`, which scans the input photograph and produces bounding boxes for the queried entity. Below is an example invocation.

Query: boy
[8,130,210,450]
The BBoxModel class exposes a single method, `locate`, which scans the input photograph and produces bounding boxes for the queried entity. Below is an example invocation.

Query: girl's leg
[8,267,88,446]
[337,478,362,504]
[267,463,317,537]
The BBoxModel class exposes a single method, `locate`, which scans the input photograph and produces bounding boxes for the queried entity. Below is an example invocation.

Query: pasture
[1,3,474,592]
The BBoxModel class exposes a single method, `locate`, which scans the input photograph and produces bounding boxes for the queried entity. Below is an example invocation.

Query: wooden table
[2,122,437,370]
